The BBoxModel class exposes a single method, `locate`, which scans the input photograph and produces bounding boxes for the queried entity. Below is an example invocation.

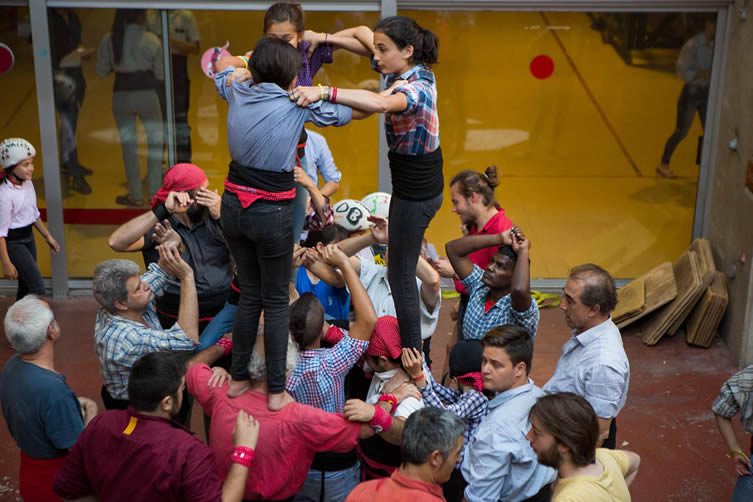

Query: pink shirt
[454,209,515,295]
[186,364,361,500]
[0,179,40,238]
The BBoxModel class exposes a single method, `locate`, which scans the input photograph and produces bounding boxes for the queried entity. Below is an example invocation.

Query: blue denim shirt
[214,68,352,172]
[461,380,556,502]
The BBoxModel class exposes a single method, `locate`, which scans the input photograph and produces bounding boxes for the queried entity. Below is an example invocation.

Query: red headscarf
[150,163,208,208]
[455,372,484,393]
[366,316,402,360]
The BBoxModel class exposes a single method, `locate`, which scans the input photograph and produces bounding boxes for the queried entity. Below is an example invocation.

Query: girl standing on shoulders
[292,16,442,353]
[0,138,60,299]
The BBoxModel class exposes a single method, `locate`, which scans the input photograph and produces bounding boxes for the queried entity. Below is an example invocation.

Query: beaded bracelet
[368,405,393,433]
[377,393,397,413]
[215,338,233,357]
[231,446,255,468]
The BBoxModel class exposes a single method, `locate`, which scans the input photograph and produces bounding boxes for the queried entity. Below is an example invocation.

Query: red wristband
[368,405,393,433]
[231,446,255,468]
[215,338,233,357]
[331,86,338,103]
[377,393,397,413]
[413,373,426,383]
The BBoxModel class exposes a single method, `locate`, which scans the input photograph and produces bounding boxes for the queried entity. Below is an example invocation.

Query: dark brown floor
[0,295,745,500]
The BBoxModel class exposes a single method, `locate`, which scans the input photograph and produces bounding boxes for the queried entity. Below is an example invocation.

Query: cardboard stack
[615,262,677,329]
[614,239,728,347]
[685,250,729,348]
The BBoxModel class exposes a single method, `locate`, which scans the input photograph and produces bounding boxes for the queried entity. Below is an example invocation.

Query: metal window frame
[0,0,732,294]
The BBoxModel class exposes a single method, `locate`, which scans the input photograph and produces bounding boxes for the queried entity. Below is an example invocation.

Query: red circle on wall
[530,55,554,80]
[0,43,14,74]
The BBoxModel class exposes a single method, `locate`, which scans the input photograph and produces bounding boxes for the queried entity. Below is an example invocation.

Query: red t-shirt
[454,209,515,295]
[346,469,446,501]
[186,364,361,500]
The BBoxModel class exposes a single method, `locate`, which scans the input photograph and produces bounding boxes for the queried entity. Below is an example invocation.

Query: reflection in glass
[96,8,164,206]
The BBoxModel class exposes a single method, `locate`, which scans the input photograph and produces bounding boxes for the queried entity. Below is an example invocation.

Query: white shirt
[366,368,423,419]
[543,318,630,419]
[96,24,164,79]
[357,256,440,340]
[0,179,40,238]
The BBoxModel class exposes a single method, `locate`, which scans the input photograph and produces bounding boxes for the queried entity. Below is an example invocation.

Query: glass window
[401,10,715,278]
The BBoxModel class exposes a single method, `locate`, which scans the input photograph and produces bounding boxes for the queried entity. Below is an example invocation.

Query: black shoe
[71,175,92,195]
[77,164,93,175]
[115,194,144,207]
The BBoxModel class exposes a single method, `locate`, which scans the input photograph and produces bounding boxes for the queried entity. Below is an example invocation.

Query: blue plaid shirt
[94,263,197,400]
[420,369,488,465]
[376,60,439,155]
[461,265,540,341]
[287,328,369,413]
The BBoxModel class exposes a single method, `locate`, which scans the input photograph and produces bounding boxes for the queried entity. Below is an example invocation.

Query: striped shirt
[420,369,488,465]
[380,62,440,155]
[543,318,630,419]
[94,263,197,400]
[712,365,753,434]
[460,265,540,341]
[287,328,369,413]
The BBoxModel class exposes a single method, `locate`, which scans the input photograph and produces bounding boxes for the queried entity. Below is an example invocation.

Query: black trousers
[387,193,443,351]
[222,194,294,394]
[6,226,45,300]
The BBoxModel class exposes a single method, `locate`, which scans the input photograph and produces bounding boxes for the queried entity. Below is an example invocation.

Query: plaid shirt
[713,365,753,435]
[543,318,630,419]
[94,263,197,400]
[460,265,540,341]
[287,328,368,413]
[420,369,488,465]
[378,61,439,155]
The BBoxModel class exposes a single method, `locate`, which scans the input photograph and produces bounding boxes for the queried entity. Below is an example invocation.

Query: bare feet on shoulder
[268,391,295,411]
[227,379,251,398]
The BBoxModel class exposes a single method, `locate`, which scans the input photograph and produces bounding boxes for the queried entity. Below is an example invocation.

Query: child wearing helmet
[0,138,60,299]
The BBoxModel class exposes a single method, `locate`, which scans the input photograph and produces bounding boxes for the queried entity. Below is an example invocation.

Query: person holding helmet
[0,138,61,299]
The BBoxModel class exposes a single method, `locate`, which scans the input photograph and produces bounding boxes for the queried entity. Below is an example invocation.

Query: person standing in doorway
[657,19,715,178]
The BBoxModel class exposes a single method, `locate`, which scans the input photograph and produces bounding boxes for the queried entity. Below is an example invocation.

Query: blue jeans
[198,302,237,351]
[732,455,753,502]
[221,193,294,393]
[293,463,360,502]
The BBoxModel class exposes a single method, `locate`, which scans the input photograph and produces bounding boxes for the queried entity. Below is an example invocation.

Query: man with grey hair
[347,407,465,501]
[544,263,630,450]
[93,243,199,419]
[0,295,98,501]
[186,335,377,500]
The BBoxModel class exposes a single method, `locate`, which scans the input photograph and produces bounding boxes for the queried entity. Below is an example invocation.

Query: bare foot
[227,379,251,398]
[656,165,677,179]
[268,391,294,411]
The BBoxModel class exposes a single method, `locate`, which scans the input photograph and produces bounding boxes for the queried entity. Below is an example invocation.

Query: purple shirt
[243,41,333,87]
[54,409,223,502]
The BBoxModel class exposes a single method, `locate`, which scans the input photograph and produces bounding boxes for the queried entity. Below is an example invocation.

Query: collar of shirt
[390,469,443,498]
[470,209,506,235]
[488,378,535,410]
[126,407,195,436]
[573,317,615,347]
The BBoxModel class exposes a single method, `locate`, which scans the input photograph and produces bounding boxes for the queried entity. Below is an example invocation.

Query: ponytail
[374,16,439,66]
[450,165,500,208]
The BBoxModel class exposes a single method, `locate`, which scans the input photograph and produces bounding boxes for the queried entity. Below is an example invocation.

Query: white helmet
[360,192,392,219]
[0,138,35,170]
[333,199,370,232]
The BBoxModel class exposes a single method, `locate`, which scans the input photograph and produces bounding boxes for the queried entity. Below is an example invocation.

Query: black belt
[310,449,358,472]
[114,71,160,93]
[6,225,33,240]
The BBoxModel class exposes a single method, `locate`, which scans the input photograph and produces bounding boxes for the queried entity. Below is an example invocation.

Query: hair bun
[483,165,500,188]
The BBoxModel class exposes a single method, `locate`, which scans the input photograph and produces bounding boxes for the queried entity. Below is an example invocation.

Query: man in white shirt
[543,263,630,449]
